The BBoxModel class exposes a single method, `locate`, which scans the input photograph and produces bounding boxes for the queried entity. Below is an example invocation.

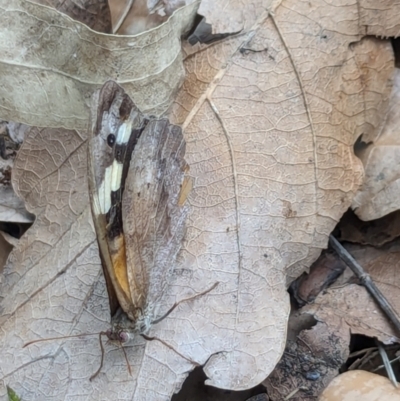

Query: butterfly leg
[141,334,200,366]
[90,332,107,381]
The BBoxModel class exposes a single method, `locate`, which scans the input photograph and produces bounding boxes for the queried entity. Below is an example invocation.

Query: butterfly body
[88,81,189,342]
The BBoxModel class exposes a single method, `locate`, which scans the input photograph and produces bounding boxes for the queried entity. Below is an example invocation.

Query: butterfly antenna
[152,282,219,324]
[23,332,98,347]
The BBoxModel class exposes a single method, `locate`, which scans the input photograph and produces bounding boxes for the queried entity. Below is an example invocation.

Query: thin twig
[375,340,398,388]
[348,347,377,358]
[297,336,313,353]
[284,387,308,400]
[329,235,400,333]
[348,349,375,371]
[373,355,400,373]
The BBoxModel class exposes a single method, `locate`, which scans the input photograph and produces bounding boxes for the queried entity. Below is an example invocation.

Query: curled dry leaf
[353,69,400,221]
[0,0,199,129]
[0,0,399,400]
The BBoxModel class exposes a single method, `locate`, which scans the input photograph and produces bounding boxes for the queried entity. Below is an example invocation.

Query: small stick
[373,355,400,373]
[375,340,398,388]
[284,387,308,400]
[329,235,400,333]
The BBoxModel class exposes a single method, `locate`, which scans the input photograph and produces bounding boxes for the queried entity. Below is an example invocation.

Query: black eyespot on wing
[107,134,116,147]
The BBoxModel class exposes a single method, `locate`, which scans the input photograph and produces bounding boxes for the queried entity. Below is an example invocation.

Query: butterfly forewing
[88,81,148,319]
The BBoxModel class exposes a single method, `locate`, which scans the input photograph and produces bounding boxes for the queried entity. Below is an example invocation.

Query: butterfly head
[105,327,132,344]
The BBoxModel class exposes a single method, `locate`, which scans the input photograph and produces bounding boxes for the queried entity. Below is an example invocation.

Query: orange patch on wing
[110,234,131,301]
[178,176,193,206]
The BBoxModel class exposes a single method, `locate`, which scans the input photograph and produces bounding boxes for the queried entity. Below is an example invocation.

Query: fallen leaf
[343,240,400,330]
[295,239,400,397]
[0,0,199,129]
[169,0,393,387]
[305,277,400,345]
[352,69,400,221]
[1,0,400,400]
[319,370,400,401]
[32,0,112,33]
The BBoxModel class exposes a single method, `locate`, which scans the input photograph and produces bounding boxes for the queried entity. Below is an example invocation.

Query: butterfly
[86,80,216,378]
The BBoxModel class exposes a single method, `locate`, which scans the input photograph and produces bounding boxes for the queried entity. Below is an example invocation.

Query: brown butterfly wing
[122,118,189,326]
[88,81,147,319]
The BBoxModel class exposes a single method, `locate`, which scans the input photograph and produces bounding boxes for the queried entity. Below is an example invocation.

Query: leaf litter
[1,0,400,400]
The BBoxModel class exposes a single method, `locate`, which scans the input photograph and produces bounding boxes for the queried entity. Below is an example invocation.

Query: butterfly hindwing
[122,118,189,326]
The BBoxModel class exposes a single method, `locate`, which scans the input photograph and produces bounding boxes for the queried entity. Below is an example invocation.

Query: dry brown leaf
[1,0,400,400]
[305,236,400,344]
[352,69,400,221]
[0,0,199,129]
[345,241,400,326]
[32,0,112,33]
